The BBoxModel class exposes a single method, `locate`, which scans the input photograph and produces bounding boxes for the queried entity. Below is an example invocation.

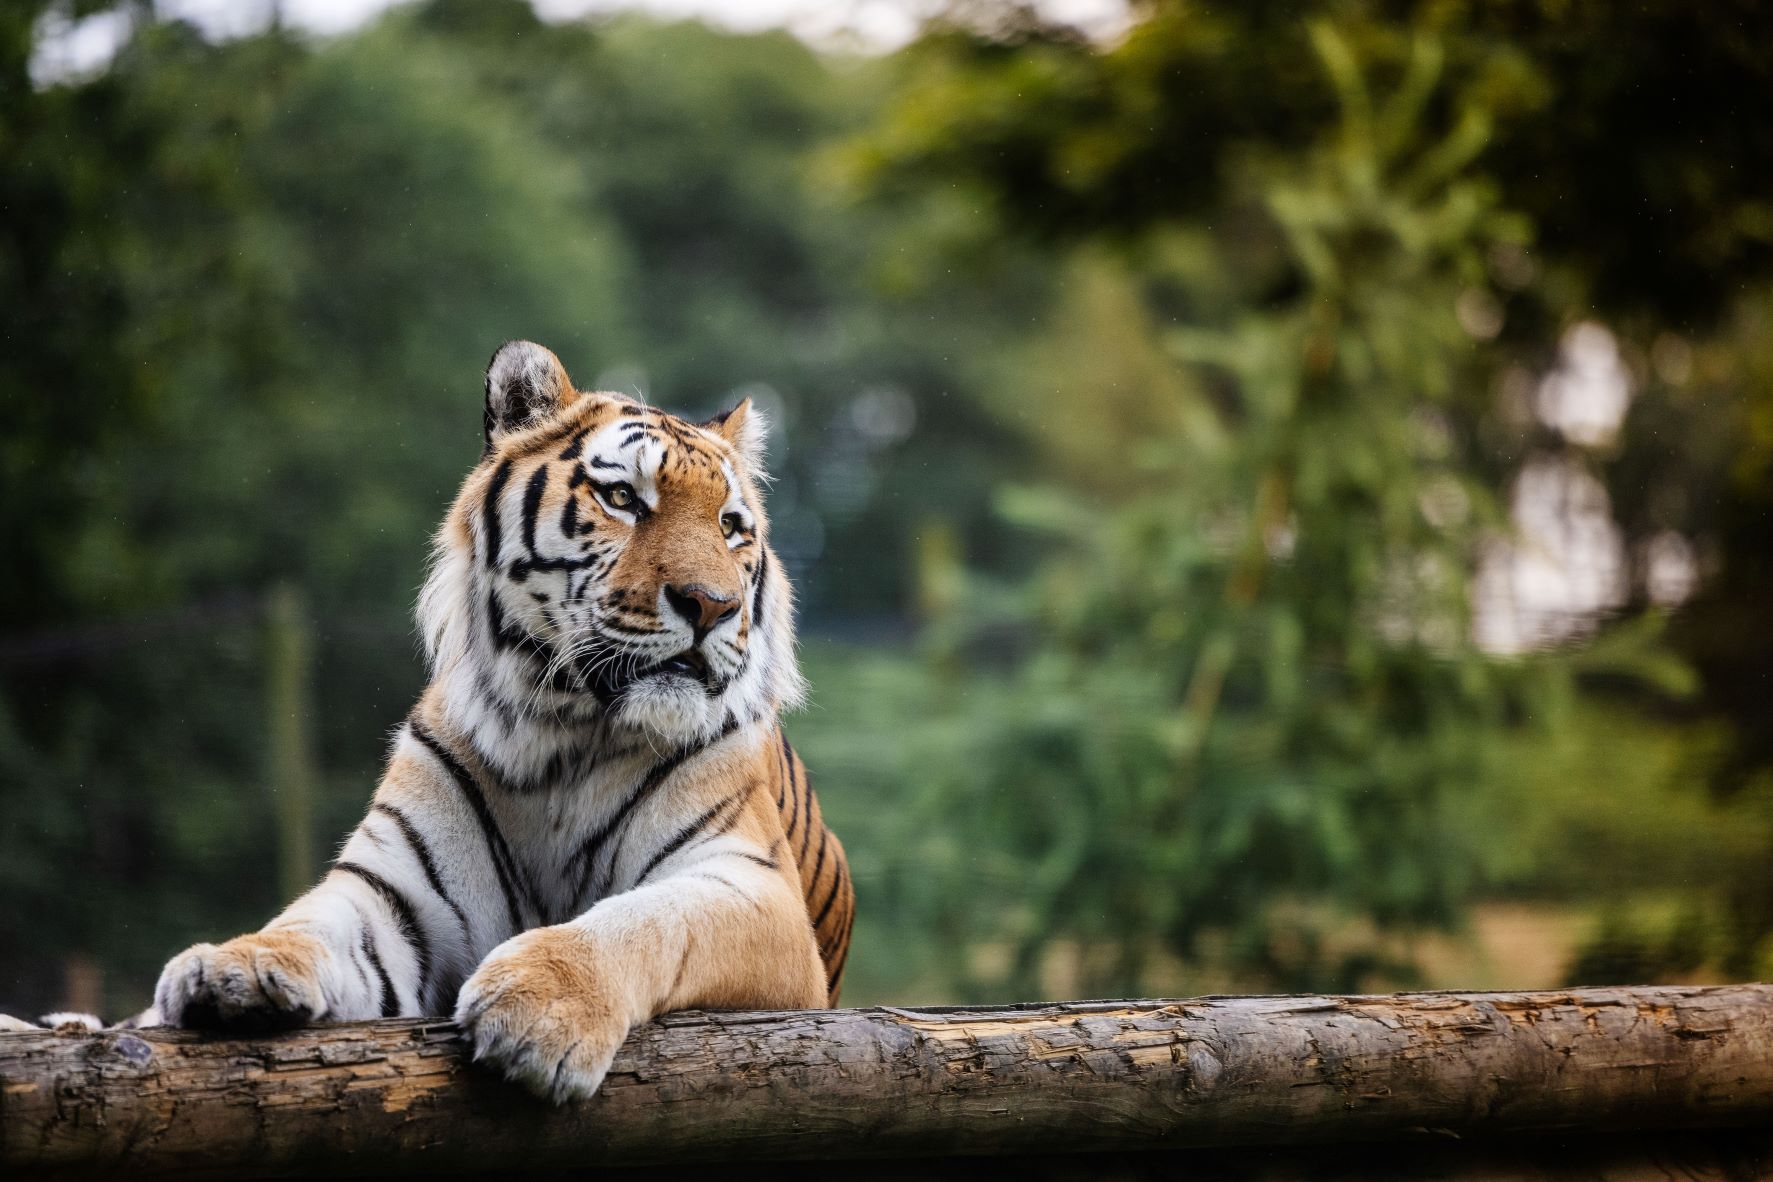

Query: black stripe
[486,588,519,648]
[575,717,740,904]
[587,718,740,896]
[824,878,854,954]
[825,928,851,995]
[806,825,830,898]
[787,740,812,861]
[588,457,624,471]
[486,591,565,684]
[505,415,589,460]
[698,794,749,846]
[492,734,597,800]
[558,429,589,461]
[836,899,855,958]
[335,861,431,1010]
[776,725,791,807]
[597,616,666,638]
[408,718,525,935]
[448,734,549,910]
[371,802,473,947]
[342,930,373,1001]
[634,792,743,887]
[472,663,521,729]
[751,551,768,630]
[776,728,794,822]
[520,464,549,555]
[359,921,397,1018]
[809,852,844,933]
[678,792,750,864]
[482,458,513,569]
[510,552,602,577]
[735,851,778,871]
[560,489,588,542]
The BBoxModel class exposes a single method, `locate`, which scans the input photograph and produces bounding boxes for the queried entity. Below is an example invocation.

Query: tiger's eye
[604,483,636,509]
[721,512,742,537]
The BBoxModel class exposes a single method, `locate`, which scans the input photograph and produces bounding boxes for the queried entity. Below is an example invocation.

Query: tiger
[147,341,854,1102]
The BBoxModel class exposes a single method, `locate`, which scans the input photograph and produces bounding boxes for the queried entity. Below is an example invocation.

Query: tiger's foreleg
[455,859,825,1102]
[154,749,502,1031]
[154,879,413,1031]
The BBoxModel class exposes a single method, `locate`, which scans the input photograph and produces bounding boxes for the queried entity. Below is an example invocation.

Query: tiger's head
[420,341,803,752]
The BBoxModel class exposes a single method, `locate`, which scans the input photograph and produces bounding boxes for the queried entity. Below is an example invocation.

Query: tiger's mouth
[644,649,712,686]
[583,642,722,703]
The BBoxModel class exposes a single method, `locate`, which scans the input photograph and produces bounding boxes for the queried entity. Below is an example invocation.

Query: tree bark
[2,984,1769,1179]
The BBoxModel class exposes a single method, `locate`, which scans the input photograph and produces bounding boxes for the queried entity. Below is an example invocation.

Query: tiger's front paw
[455,926,628,1104]
[155,930,329,1033]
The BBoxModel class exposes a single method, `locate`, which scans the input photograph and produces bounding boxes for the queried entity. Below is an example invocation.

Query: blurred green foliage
[830,0,1773,997]
[852,26,1547,995]
[3,0,1772,1016]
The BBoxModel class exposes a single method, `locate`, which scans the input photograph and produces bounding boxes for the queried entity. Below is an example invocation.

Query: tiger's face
[422,341,799,749]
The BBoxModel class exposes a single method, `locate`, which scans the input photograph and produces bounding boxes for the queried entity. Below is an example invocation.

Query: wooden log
[2,984,1770,1179]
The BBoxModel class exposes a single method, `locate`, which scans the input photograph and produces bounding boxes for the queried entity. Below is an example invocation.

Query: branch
[3,984,1770,1178]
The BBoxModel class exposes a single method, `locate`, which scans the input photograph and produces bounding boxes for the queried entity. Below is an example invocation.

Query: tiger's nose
[665,584,739,636]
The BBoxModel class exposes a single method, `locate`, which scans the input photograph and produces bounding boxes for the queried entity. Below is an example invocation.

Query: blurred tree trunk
[56,954,101,1018]
[263,583,318,901]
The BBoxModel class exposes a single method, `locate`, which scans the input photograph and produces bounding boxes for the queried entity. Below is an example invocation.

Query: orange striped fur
[771,728,854,1002]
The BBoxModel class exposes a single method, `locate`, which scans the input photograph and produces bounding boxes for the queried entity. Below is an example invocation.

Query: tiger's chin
[612,674,730,745]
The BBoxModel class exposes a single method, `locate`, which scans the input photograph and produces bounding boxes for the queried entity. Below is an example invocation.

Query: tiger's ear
[484,341,579,452]
[704,397,767,469]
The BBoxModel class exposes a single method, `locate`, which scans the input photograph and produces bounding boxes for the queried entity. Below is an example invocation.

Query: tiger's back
[770,728,853,1003]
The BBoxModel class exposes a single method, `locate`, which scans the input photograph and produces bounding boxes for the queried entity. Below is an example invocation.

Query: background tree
[836,0,1773,996]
